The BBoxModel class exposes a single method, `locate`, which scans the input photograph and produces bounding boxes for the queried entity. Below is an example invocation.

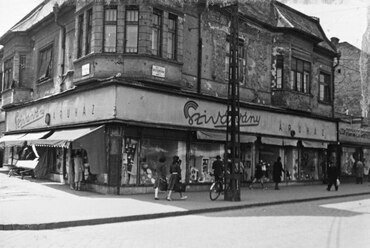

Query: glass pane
[104,25,117,52]
[290,70,295,90]
[105,9,117,22]
[291,57,296,70]
[304,62,311,72]
[319,84,324,100]
[303,71,309,93]
[225,56,230,80]
[122,138,138,185]
[167,34,174,59]
[297,59,303,72]
[297,72,302,91]
[126,25,138,53]
[152,29,158,55]
[276,68,282,88]
[189,143,223,183]
[127,10,138,22]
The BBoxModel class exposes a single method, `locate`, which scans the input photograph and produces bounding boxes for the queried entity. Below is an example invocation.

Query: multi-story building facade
[0,0,338,194]
[333,40,370,178]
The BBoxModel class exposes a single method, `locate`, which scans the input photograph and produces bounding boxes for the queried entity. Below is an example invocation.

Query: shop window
[0,72,2,92]
[77,13,84,58]
[319,72,331,103]
[3,57,13,89]
[121,138,139,185]
[189,142,223,183]
[167,14,177,60]
[341,148,356,176]
[85,9,93,55]
[103,6,117,53]
[300,149,319,180]
[139,138,186,185]
[290,57,310,93]
[125,7,139,53]
[38,45,53,81]
[225,37,246,85]
[152,9,162,56]
[19,55,26,87]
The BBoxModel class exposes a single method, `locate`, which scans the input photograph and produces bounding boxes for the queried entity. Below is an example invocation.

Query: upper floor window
[104,6,117,53]
[3,58,13,89]
[38,45,53,81]
[290,57,311,93]
[319,72,331,103]
[85,9,93,55]
[19,55,26,86]
[225,38,246,85]
[167,14,177,60]
[275,55,283,89]
[125,7,139,53]
[77,13,84,58]
[152,9,162,56]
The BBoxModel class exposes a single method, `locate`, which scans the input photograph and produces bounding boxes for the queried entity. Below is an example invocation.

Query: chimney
[331,37,339,47]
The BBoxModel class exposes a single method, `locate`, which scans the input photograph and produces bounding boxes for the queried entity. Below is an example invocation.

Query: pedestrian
[73,150,84,191]
[212,155,224,182]
[363,158,370,183]
[327,161,339,191]
[355,159,364,184]
[249,160,265,189]
[273,156,284,190]
[166,156,187,201]
[154,155,167,200]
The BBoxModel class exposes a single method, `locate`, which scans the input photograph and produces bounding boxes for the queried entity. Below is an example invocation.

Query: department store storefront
[338,122,370,177]
[0,83,338,193]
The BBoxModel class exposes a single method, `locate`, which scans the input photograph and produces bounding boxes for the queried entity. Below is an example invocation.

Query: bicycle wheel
[209,181,222,201]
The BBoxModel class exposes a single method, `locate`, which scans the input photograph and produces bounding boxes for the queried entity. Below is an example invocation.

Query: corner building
[0,0,339,194]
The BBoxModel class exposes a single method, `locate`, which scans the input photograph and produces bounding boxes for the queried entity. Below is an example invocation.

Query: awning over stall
[197,131,257,143]
[302,140,328,149]
[283,139,298,147]
[0,131,50,147]
[30,126,106,174]
[261,137,284,146]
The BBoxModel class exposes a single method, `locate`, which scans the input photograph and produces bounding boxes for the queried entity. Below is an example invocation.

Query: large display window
[258,144,280,181]
[340,147,356,176]
[189,142,223,183]
[300,149,319,180]
[139,138,186,185]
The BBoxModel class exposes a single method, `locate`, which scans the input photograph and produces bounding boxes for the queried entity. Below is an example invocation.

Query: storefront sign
[6,86,116,131]
[115,86,337,142]
[339,122,370,144]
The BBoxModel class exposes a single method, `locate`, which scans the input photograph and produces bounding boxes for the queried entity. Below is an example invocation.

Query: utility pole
[224,1,241,201]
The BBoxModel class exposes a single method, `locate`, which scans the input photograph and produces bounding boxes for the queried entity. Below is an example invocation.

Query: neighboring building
[333,40,370,177]
[0,0,338,194]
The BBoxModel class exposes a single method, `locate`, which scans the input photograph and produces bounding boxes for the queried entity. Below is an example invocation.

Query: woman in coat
[153,156,167,200]
[273,156,284,190]
[166,156,187,201]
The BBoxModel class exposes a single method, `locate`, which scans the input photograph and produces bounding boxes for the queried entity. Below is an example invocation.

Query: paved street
[1,195,370,248]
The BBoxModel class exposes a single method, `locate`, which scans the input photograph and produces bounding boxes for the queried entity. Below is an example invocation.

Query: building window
[319,72,331,103]
[103,6,117,53]
[19,55,26,86]
[290,57,310,93]
[167,14,177,60]
[125,7,139,53]
[225,38,246,85]
[38,46,53,81]
[3,58,13,89]
[85,9,93,55]
[77,13,84,58]
[152,9,162,56]
[275,55,283,89]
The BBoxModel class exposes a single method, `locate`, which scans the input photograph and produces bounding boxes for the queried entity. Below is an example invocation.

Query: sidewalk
[1,170,370,230]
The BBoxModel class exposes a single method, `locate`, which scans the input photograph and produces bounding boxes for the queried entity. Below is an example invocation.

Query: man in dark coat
[327,161,339,191]
[273,156,284,190]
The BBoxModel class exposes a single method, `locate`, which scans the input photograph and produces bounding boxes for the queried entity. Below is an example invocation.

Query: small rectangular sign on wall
[82,63,90,76]
[152,65,165,78]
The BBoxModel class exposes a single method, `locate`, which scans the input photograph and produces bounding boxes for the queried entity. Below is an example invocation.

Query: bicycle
[209,174,227,201]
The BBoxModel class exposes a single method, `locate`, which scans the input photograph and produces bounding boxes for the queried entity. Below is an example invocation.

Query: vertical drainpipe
[197,6,204,94]
[53,3,66,92]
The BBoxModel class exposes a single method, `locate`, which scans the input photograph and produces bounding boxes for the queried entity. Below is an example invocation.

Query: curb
[2,191,370,231]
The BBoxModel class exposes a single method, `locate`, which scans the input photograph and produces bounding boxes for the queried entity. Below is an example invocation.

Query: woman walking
[167,156,187,201]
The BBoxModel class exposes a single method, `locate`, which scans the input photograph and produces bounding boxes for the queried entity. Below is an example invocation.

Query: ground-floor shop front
[0,82,338,194]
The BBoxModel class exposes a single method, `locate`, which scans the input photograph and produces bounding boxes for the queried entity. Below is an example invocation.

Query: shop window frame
[37,45,53,83]
[290,57,311,94]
